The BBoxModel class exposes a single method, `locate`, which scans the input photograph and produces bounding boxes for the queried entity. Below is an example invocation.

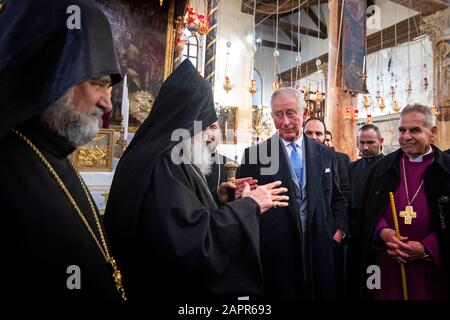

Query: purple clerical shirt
[373,151,448,300]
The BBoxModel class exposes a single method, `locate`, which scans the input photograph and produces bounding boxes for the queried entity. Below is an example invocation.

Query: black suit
[239,134,349,300]
[334,151,351,207]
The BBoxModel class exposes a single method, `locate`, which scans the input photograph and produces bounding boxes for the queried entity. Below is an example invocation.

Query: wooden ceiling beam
[258,16,327,39]
[261,39,299,52]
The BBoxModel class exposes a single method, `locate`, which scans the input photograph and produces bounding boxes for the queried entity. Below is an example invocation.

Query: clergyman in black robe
[0,0,124,300]
[105,60,288,302]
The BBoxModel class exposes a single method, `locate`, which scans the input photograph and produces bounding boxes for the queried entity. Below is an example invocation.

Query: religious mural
[95,0,170,130]
[218,107,239,144]
[341,0,367,93]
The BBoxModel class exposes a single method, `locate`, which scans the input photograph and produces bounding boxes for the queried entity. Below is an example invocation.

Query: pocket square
[324,168,331,173]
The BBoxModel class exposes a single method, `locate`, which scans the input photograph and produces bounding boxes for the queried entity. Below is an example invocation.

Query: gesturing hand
[242,180,289,214]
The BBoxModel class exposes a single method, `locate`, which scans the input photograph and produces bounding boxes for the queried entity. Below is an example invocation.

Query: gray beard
[40,88,104,147]
[180,134,213,176]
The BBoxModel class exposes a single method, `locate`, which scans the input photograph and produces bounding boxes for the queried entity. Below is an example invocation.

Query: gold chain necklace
[399,156,426,225]
[188,163,216,204]
[14,130,127,300]
[215,153,221,194]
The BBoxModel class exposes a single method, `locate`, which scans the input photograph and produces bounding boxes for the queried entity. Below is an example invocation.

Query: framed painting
[341,0,368,93]
[218,106,239,144]
[95,0,176,132]
[72,129,115,172]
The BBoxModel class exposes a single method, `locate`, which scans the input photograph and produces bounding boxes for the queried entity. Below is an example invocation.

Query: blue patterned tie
[290,142,303,188]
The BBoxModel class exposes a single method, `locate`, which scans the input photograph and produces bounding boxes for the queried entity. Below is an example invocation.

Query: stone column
[421,7,450,150]
[326,0,357,159]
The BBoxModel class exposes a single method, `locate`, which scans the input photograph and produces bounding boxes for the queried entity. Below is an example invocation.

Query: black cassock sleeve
[141,154,263,298]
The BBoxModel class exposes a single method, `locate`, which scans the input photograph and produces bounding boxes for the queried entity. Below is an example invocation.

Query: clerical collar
[18,118,76,158]
[405,146,433,163]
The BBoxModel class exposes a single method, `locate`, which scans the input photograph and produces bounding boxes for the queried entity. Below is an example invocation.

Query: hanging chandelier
[185,1,209,36]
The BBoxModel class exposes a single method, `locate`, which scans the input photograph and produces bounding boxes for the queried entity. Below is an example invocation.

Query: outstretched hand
[242,180,289,214]
[217,177,258,204]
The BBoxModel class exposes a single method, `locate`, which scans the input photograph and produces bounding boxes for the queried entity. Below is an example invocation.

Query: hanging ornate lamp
[366,114,373,124]
[363,95,371,113]
[316,84,323,105]
[344,107,352,121]
[272,81,281,91]
[223,76,232,93]
[353,109,359,121]
[174,17,186,54]
[393,99,401,113]
[186,6,199,32]
[249,79,257,96]
[223,41,232,93]
[431,105,440,116]
[197,14,209,35]
[378,97,386,111]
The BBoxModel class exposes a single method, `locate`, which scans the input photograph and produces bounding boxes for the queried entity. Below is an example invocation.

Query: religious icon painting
[218,106,239,144]
[341,0,368,93]
[71,129,115,172]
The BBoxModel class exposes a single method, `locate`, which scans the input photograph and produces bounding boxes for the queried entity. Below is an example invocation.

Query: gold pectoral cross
[399,205,417,225]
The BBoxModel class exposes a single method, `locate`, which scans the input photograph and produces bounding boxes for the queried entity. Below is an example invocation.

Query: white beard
[180,132,213,176]
[40,88,104,147]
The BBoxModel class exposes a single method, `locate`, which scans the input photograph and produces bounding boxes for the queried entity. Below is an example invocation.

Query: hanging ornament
[186,7,199,32]
[249,79,257,96]
[316,84,323,104]
[367,114,373,124]
[223,76,232,93]
[303,84,311,101]
[344,107,352,121]
[353,109,359,121]
[197,14,209,35]
[393,99,401,113]
[431,105,440,116]
[174,16,186,53]
[273,81,281,91]
[223,41,232,93]
[422,63,429,91]
[363,95,371,112]
[375,90,381,104]
[389,85,396,98]
[406,80,413,97]
[423,76,429,91]
[378,97,386,111]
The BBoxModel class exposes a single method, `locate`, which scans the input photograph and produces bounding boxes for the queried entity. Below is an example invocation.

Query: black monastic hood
[106,59,218,249]
[0,0,122,141]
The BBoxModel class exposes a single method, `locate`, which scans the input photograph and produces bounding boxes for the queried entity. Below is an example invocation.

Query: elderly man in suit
[239,88,349,300]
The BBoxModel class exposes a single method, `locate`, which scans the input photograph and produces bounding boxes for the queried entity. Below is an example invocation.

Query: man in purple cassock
[350,104,450,300]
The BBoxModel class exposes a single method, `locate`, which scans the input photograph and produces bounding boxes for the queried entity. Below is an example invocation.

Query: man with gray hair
[350,104,450,300]
[239,87,349,300]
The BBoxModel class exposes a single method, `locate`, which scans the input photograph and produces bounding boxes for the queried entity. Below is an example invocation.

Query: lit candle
[121,74,129,141]
[362,56,366,74]
[224,119,228,142]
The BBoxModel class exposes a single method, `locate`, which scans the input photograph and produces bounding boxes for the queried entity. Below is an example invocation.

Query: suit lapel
[305,137,322,222]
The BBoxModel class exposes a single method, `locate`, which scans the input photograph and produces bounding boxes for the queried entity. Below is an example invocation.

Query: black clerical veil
[0,0,122,141]
[106,60,218,248]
